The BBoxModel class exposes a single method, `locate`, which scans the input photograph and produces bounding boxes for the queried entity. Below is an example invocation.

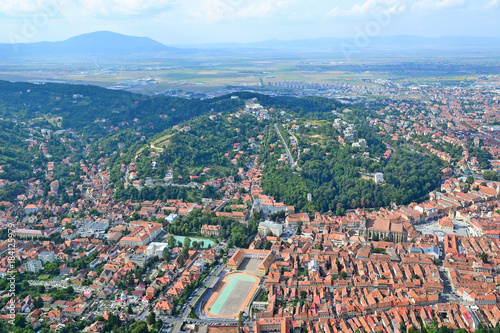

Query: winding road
[274,123,298,168]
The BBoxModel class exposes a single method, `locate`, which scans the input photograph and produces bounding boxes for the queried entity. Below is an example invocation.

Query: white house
[27,260,43,273]
[374,173,384,184]
[38,251,55,265]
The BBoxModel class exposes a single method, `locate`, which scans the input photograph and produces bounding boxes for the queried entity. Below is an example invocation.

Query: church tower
[359,217,367,238]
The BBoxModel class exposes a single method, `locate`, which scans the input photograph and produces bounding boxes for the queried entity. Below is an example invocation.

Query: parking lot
[280,225,298,240]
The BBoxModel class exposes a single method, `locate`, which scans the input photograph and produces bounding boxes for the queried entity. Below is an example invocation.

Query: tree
[340,270,347,279]
[238,311,244,328]
[372,248,386,254]
[297,221,303,234]
[335,206,344,216]
[146,312,156,326]
[167,235,176,248]
[34,296,43,309]
[408,326,420,333]
[479,252,489,263]
[184,237,191,250]
[466,176,474,184]
[13,315,26,328]
[105,312,121,331]
[44,262,59,275]
[130,321,149,333]
[300,290,307,300]
[155,319,164,331]
[335,259,342,272]
[264,240,272,250]
[269,211,286,222]
[162,247,170,262]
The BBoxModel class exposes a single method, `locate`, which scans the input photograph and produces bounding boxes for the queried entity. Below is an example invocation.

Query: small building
[24,204,42,215]
[166,213,178,224]
[146,242,169,257]
[201,224,222,238]
[439,216,454,230]
[125,254,151,267]
[374,173,384,184]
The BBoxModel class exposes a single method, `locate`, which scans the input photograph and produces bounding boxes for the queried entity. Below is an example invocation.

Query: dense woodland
[120,112,267,183]
[255,103,442,213]
[0,81,444,212]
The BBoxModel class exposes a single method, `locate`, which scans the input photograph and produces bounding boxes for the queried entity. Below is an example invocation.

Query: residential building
[27,260,43,273]
[258,221,283,237]
[38,251,56,265]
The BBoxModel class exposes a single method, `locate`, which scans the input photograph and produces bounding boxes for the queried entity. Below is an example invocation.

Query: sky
[1,0,499,45]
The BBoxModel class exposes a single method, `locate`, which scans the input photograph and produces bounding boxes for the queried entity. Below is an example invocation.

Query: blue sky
[1,0,499,45]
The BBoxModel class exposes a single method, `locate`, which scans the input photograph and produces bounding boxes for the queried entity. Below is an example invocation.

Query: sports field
[205,273,259,318]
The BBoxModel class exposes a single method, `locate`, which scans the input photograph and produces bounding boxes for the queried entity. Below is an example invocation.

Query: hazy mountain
[0,31,180,59]
[2,32,500,62]
[175,35,500,51]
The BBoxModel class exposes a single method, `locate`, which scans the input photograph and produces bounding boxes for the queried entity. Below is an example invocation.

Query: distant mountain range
[2,31,500,60]
[0,31,181,59]
[180,35,500,51]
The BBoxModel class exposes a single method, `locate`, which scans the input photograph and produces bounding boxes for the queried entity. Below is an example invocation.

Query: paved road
[287,129,300,167]
[274,123,295,166]
[438,267,461,303]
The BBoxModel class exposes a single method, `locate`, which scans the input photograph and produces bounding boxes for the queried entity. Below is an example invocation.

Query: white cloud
[325,0,471,18]
[0,0,67,13]
[411,0,465,11]
[325,0,406,18]
[0,0,178,17]
[486,0,499,8]
[197,0,293,22]
[79,0,178,16]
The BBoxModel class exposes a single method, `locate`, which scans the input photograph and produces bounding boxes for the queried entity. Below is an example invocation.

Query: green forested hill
[0,80,244,142]
[0,81,443,211]
[255,104,442,213]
